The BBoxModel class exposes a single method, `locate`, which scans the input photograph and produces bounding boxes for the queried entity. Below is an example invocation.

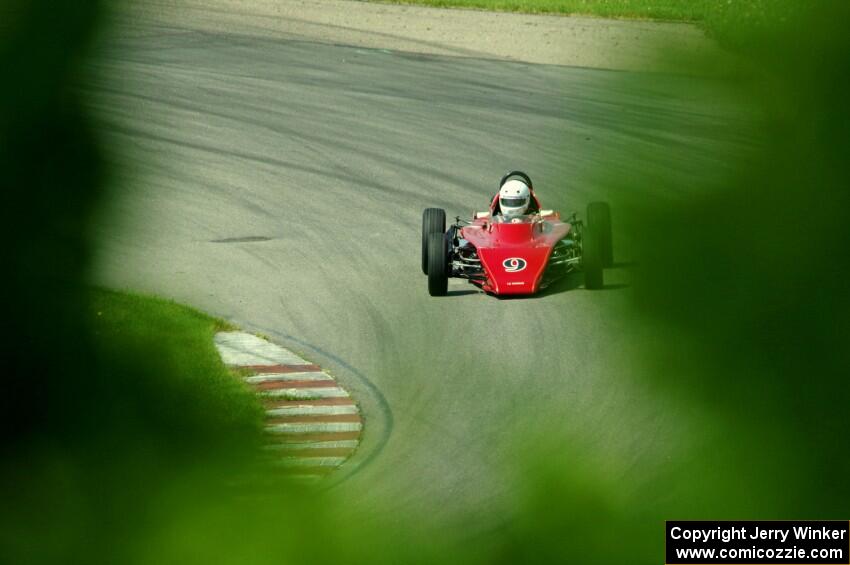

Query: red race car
[421,171,612,296]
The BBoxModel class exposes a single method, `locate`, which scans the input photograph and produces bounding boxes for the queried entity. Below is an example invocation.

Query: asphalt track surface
[88,14,748,537]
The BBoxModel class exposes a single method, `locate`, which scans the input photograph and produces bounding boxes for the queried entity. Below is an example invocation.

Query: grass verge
[88,287,264,455]
[370,0,714,22]
[368,0,796,49]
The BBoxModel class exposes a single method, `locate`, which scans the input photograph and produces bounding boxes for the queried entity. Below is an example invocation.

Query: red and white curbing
[215,331,361,479]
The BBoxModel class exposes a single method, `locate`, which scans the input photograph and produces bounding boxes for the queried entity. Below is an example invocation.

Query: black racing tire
[587,201,613,268]
[427,232,448,296]
[422,208,446,275]
[583,223,604,290]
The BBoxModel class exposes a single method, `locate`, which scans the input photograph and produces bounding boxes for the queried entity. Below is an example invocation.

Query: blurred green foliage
[622,0,850,518]
[2,1,849,564]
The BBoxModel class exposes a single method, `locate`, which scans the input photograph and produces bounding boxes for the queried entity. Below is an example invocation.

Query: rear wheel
[583,223,604,290]
[587,202,613,268]
[422,208,446,275]
[427,232,448,296]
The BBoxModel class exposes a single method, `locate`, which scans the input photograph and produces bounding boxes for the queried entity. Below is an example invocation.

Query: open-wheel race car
[421,171,612,297]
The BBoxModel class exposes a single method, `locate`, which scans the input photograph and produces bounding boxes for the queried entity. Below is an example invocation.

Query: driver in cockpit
[492,174,541,219]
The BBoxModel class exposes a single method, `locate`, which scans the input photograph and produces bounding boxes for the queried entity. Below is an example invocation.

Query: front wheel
[422,208,446,275]
[427,232,448,296]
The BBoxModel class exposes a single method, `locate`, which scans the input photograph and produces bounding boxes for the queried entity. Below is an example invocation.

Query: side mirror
[475,211,491,219]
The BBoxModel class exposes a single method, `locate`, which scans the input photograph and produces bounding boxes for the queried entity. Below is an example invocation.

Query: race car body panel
[461,216,572,295]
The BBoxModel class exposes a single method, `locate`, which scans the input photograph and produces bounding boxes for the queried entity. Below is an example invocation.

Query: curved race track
[88,6,746,537]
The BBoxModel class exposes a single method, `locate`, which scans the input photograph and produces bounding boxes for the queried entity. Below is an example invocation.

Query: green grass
[371,0,714,22]
[369,0,796,48]
[231,366,258,378]
[88,287,264,453]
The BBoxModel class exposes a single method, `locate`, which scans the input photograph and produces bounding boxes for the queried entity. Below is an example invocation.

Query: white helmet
[499,179,530,217]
